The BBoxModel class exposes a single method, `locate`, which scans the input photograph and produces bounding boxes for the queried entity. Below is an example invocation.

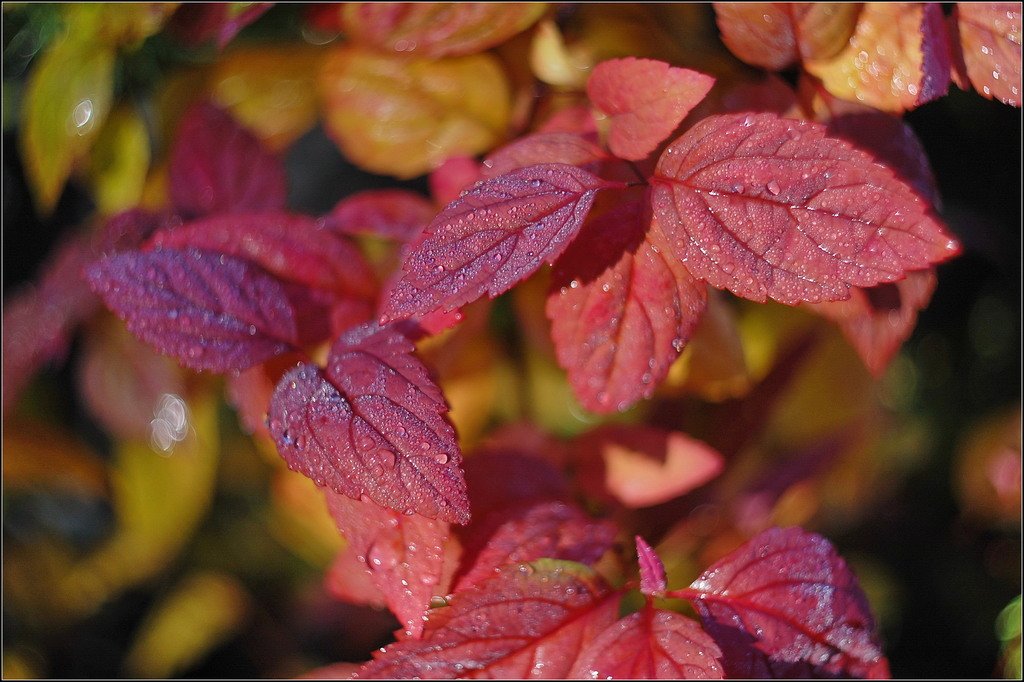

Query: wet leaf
[168,101,287,219]
[951,2,1022,106]
[383,163,621,323]
[86,248,298,373]
[805,2,951,113]
[672,526,889,678]
[650,112,960,305]
[355,560,620,679]
[570,607,724,679]
[340,2,547,58]
[587,58,715,161]
[319,46,510,178]
[713,3,862,70]
[268,323,469,524]
[325,491,455,638]
[548,199,708,413]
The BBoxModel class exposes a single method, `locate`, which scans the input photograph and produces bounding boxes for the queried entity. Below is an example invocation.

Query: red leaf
[455,500,617,592]
[671,526,889,678]
[325,491,455,638]
[481,132,608,178]
[463,446,569,520]
[429,156,483,207]
[573,425,725,508]
[587,58,715,161]
[808,269,937,376]
[547,200,707,413]
[86,248,297,373]
[268,323,469,524]
[169,102,287,219]
[381,164,622,323]
[951,2,1022,106]
[650,112,960,306]
[713,3,861,70]
[148,212,377,300]
[635,536,667,596]
[538,103,599,135]
[570,607,724,679]
[325,190,437,241]
[355,560,620,679]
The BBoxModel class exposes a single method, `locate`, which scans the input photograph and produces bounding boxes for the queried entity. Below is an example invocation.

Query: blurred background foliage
[2,3,1020,678]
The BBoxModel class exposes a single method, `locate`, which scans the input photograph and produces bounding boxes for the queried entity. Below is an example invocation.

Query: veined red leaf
[808,269,937,376]
[570,607,724,679]
[148,212,377,300]
[650,112,960,306]
[169,101,287,219]
[381,164,622,323]
[325,190,436,241]
[713,3,861,70]
[587,58,715,161]
[547,200,707,413]
[805,3,951,113]
[268,323,469,524]
[355,560,620,679]
[340,2,546,58]
[636,536,667,596]
[671,526,889,678]
[325,491,455,638]
[455,500,616,592]
[951,2,1022,106]
[86,248,297,372]
[481,132,608,178]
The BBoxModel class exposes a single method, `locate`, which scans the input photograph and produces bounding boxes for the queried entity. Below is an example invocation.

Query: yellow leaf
[806,2,941,113]
[530,19,589,88]
[210,45,324,151]
[319,46,510,178]
[56,391,220,619]
[20,38,115,213]
[124,572,248,678]
[267,471,344,568]
[86,105,151,215]
[666,292,751,402]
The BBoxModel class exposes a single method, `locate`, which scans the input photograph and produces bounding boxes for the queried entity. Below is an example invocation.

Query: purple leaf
[169,101,287,219]
[268,323,469,524]
[86,247,298,372]
[671,526,890,678]
[381,163,622,323]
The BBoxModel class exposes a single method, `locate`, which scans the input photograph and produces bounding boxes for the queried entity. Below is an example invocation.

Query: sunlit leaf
[951,2,1022,106]
[340,2,547,58]
[319,46,510,178]
[805,2,951,113]
[87,105,151,215]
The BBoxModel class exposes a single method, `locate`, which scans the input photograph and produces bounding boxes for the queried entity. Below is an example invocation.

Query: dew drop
[378,449,397,468]
[396,426,407,437]
[403,508,416,516]
[433,452,449,464]
[432,264,444,274]
[248,324,257,336]
[766,180,781,196]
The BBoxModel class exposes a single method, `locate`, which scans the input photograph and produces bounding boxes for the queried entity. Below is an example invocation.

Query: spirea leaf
[86,248,297,373]
[382,163,622,323]
[268,323,469,524]
[650,112,959,305]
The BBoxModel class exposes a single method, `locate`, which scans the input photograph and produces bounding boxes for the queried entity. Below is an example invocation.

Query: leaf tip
[635,535,667,596]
